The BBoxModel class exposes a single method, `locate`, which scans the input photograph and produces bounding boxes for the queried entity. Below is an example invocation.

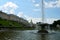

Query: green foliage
[0,17,24,27]
[0,17,34,30]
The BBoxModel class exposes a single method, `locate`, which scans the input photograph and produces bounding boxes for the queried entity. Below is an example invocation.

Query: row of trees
[50,20,60,30]
[36,20,60,30]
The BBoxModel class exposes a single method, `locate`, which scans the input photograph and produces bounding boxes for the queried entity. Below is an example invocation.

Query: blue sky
[0,0,60,24]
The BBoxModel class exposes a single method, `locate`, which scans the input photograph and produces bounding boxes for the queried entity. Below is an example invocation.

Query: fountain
[37,0,48,34]
[38,23,48,33]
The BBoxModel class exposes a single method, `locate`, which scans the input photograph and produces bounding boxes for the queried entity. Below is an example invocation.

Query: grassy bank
[0,17,34,30]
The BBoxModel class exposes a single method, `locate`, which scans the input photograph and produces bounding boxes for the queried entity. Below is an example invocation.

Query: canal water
[0,30,60,40]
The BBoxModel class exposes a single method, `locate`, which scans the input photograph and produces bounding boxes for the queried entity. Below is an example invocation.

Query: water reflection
[0,30,60,40]
[40,34,48,40]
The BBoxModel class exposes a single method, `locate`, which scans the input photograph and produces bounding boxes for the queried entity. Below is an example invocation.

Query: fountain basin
[38,30,48,34]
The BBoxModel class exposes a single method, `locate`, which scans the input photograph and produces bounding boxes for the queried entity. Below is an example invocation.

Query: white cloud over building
[2,2,18,9]
[0,2,18,14]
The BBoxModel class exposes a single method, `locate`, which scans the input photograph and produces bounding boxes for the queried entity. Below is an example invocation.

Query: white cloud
[3,2,18,9]
[33,0,60,9]
[25,16,41,23]
[31,0,35,3]
[9,9,15,14]
[44,1,54,8]
[17,12,24,17]
[33,4,41,12]
[29,18,42,23]
[17,12,27,19]
[56,0,60,7]
[0,2,18,14]
[44,0,60,8]
[34,4,40,7]
[46,18,58,24]
[24,15,59,24]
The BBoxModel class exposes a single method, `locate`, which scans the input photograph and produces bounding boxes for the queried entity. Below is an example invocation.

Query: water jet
[37,0,48,34]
